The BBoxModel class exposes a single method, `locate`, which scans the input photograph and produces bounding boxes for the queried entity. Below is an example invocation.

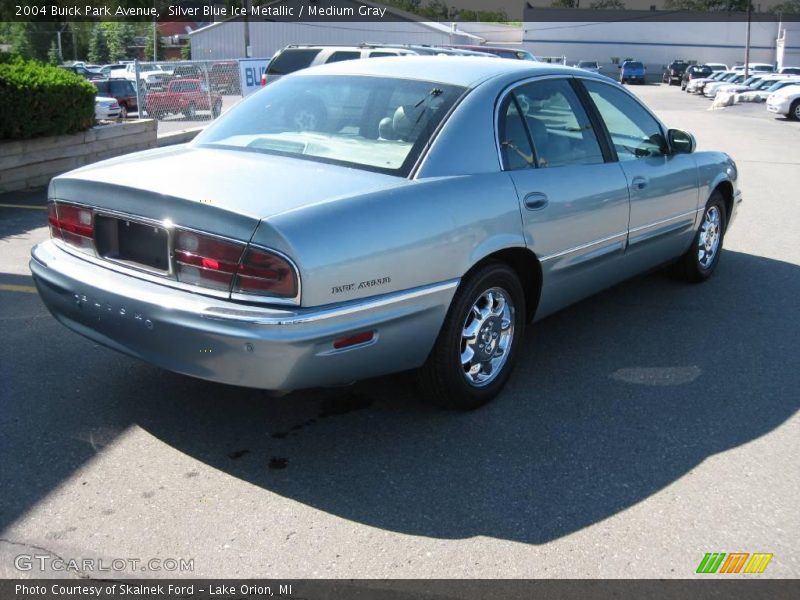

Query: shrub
[0,54,96,141]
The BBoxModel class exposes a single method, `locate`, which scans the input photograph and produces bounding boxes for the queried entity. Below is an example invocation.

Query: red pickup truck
[144,78,222,120]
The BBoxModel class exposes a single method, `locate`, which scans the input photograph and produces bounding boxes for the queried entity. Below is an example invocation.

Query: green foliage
[87,24,109,64]
[143,25,164,61]
[181,44,192,60]
[664,0,750,10]
[47,41,61,65]
[382,0,507,20]
[770,0,800,11]
[104,23,136,62]
[0,56,96,140]
[550,0,578,7]
[590,0,626,7]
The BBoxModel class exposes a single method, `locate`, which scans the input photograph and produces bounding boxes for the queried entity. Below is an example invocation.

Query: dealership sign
[239,59,270,97]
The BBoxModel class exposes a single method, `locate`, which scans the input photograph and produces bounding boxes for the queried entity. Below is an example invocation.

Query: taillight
[48,201,94,253]
[260,72,267,86]
[174,230,245,291]
[233,247,298,299]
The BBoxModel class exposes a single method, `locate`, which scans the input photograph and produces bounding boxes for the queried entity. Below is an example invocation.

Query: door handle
[631,176,648,190]
[524,192,549,211]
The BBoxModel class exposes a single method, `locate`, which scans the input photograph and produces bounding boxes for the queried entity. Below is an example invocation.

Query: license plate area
[94,215,170,274]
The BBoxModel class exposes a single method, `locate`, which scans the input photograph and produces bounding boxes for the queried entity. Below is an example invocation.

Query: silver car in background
[31,57,741,409]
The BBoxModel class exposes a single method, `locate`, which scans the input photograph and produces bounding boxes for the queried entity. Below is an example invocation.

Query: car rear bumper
[30,240,456,391]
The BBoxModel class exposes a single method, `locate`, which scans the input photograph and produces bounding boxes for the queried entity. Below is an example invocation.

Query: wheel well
[470,248,542,323]
[713,181,734,230]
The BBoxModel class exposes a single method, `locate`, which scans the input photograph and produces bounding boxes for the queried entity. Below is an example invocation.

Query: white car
[766,84,800,119]
[704,73,747,97]
[778,66,800,75]
[738,78,800,103]
[731,63,774,73]
[705,63,728,72]
[95,96,121,120]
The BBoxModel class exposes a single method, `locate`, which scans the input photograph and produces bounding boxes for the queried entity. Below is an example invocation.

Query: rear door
[579,78,699,266]
[498,76,631,317]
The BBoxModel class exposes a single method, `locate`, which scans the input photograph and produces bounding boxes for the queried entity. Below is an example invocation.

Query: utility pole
[56,30,63,63]
[244,0,252,58]
[153,1,158,60]
[744,1,752,79]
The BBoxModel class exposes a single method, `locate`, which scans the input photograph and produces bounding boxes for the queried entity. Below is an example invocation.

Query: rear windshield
[267,49,321,76]
[195,74,466,176]
[624,62,644,69]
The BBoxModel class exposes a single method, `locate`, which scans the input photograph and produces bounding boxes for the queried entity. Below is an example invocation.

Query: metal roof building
[189,0,483,60]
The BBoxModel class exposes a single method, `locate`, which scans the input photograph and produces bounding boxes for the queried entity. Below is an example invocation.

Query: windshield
[624,62,644,69]
[195,75,465,176]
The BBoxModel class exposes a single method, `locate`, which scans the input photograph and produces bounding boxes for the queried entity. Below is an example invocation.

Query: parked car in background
[736,77,800,103]
[263,44,418,85]
[145,78,222,120]
[779,66,800,75]
[94,96,121,121]
[692,70,738,94]
[92,78,138,119]
[575,60,601,74]
[705,63,728,72]
[620,60,646,84]
[766,84,800,119]
[732,63,774,73]
[704,73,748,97]
[681,64,712,90]
[31,58,740,409]
[100,64,128,78]
[685,69,728,93]
[209,61,241,94]
[61,64,104,80]
[444,45,538,60]
[663,60,690,85]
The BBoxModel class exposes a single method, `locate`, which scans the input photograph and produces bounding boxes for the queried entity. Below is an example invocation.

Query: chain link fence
[129,60,245,133]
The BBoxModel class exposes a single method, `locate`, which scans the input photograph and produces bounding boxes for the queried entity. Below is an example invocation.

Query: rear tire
[416,262,526,410]
[673,191,727,283]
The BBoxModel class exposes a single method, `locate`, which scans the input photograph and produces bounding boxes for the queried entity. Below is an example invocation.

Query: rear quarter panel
[253,173,525,308]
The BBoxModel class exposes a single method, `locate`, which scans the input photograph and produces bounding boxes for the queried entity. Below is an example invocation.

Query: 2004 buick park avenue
[31,57,741,409]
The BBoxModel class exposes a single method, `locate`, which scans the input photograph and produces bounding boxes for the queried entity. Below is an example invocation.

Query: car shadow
[1,250,798,544]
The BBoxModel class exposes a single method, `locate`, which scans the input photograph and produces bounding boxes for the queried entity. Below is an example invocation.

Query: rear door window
[505,78,605,168]
[267,49,321,76]
[326,51,361,64]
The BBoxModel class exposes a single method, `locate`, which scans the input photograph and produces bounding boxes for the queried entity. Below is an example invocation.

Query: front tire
[789,99,800,121]
[416,263,526,410]
[674,191,727,283]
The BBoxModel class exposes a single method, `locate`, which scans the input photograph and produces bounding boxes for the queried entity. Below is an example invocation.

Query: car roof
[291,56,588,88]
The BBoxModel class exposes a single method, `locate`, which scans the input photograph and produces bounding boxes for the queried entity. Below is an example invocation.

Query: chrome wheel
[460,287,515,387]
[793,102,800,120]
[698,206,722,269]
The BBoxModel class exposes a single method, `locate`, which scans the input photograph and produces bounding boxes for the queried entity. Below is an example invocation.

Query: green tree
[47,41,61,65]
[770,0,800,11]
[550,0,578,7]
[143,25,164,61]
[103,22,136,62]
[87,24,108,64]
[181,44,191,60]
[664,0,750,10]
[590,0,625,7]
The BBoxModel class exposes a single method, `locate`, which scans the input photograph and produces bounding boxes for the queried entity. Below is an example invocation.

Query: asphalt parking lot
[0,84,798,579]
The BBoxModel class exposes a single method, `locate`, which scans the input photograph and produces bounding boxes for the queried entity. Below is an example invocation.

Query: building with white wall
[189,0,482,60]
[521,8,800,71]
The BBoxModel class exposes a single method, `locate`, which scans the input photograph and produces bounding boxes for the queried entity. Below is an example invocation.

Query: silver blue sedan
[31,57,741,409]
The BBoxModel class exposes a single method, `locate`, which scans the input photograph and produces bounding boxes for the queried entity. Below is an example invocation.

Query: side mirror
[668,128,696,154]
